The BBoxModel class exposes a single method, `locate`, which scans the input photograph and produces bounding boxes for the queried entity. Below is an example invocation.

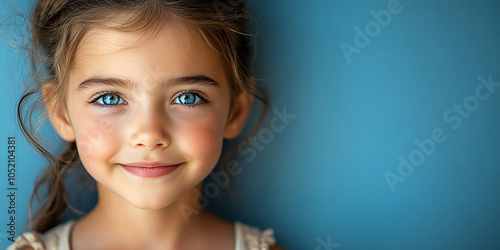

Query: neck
[84,182,205,248]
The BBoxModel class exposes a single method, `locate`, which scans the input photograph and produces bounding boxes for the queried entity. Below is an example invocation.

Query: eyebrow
[77,74,220,91]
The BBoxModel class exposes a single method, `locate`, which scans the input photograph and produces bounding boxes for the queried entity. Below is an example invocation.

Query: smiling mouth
[119,162,182,178]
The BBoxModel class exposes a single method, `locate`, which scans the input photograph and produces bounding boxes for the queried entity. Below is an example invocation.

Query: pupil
[181,94,195,104]
[105,95,118,105]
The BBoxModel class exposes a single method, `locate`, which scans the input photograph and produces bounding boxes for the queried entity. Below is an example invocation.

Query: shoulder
[7,220,74,250]
[235,221,282,250]
[6,231,44,250]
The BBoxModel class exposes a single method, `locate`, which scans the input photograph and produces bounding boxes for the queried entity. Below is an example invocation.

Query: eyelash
[88,91,126,108]
[87,90,210,108]
[173,90,210,108]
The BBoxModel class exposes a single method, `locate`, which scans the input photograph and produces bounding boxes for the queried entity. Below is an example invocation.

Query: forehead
[70,21,225,87]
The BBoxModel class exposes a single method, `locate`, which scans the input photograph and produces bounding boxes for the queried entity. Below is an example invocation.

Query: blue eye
[93,93,126,106]
[173,92,204,105]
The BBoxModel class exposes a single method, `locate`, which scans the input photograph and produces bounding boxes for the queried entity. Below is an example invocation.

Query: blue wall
[1,0,46,248]
[1,0,500,249]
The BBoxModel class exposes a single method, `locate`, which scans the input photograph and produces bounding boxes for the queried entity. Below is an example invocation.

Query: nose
[128,106,170,150]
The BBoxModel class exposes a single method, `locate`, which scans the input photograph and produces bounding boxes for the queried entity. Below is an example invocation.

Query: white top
[8,220,275,250]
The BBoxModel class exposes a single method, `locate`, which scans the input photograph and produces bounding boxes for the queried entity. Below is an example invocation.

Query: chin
[122,191,179,210]
[129,200,175,211]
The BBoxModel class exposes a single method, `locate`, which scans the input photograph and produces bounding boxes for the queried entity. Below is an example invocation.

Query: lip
[119,162,181,178]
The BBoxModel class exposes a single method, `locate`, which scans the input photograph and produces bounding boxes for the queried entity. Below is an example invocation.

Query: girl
[9,0,279,249]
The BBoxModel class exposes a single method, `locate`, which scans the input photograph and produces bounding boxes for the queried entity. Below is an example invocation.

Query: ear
[42,82,76,141]
[224,84,254,139]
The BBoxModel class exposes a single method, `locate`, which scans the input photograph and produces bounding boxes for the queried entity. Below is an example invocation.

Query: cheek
[72,115,122,167]
[174,112,227,169]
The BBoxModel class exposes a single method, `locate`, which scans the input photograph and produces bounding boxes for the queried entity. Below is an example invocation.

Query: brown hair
[19,0,267,233]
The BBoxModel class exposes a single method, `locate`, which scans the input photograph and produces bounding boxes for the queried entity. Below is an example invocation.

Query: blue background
[1,0,500,249]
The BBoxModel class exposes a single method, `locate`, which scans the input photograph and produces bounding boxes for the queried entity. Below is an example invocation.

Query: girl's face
[47,21,250,209]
